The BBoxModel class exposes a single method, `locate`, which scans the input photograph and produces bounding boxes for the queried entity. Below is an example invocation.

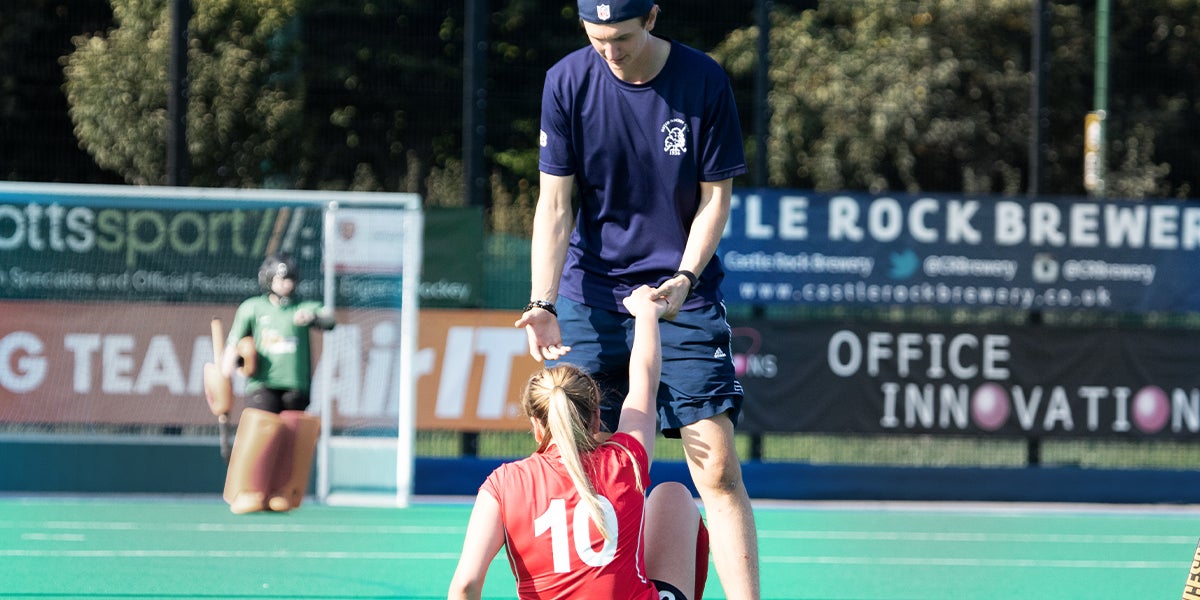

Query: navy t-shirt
[539,37,747,313]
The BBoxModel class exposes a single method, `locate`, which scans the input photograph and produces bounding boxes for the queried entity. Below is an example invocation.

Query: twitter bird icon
[888,249,919,280]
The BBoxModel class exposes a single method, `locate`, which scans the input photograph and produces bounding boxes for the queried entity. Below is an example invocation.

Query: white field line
[761,556,1184,569]
[0,521,465,534]
[759,530,1198,545]
[1,515,1192,571]
[0,549,460,559]
[0,548,1183,571]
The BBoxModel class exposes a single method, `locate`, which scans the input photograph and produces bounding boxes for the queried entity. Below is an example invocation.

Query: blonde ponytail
[524,365,612,542]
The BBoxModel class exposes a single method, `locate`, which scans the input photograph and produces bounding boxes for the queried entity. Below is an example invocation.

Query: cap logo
[579,0,651,24]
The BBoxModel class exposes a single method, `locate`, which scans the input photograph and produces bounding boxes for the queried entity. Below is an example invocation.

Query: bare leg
[681,413,760,600]
[644,482,703,599]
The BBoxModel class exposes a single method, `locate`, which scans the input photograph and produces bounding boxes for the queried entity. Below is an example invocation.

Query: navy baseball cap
[578,0,654,23]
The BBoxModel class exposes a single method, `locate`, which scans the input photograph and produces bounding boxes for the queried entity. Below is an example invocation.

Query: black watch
[523,300,557,316]
[673,270,698,295]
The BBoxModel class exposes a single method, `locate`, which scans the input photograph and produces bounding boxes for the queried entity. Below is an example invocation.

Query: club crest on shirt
[660,118,688,156]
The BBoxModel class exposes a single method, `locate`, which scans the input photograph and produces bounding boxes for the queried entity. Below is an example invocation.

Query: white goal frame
[315,195,423,509]
[0,182,423,507]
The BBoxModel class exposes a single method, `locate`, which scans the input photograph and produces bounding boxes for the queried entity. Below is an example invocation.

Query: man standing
[515,2,760,598]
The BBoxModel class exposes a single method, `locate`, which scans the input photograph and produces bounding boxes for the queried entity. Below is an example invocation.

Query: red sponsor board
[0,303,537,431]
[411,310,540,431]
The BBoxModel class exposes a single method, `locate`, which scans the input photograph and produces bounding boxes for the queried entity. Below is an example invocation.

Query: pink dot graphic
[971,382,1010,431]
[1132,386,1169,433]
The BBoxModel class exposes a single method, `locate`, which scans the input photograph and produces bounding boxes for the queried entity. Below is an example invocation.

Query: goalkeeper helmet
[259,254,299,295]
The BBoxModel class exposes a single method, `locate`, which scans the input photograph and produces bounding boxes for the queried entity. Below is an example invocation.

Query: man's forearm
[530,173,575,301]
[681,179,733,277]
[529,210,568,301]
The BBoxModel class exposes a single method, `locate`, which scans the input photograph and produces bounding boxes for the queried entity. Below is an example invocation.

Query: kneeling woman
[448,285,708,600]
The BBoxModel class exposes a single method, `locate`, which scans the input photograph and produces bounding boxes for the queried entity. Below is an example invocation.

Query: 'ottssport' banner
[733,319,1200,438]
[721,190,1200,313]
[0,183,482,308]
[0,189,325,304]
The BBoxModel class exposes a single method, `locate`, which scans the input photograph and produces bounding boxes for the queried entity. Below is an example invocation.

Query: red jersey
[480,432,657,600]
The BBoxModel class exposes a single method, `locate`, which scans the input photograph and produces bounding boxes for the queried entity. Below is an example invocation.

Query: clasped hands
[516,277,683,362]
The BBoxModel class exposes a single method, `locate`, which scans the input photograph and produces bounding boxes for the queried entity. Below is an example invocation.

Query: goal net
[0,182,422,507]
[314,199,423,508]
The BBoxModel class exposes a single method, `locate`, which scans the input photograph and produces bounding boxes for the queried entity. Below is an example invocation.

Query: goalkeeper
[220,254,335,514]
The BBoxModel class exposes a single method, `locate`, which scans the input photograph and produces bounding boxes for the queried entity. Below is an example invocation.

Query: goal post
[315,197,423,508]
[0,181,422,507]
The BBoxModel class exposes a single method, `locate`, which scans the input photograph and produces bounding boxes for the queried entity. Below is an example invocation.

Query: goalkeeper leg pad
[267,411,321,512]
[223,408,284,515]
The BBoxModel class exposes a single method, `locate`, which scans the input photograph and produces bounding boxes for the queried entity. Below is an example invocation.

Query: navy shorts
[551,296,743,438]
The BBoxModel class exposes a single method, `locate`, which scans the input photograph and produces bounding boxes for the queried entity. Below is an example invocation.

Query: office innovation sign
[732,320,1200,438]
[721,190,1200,313]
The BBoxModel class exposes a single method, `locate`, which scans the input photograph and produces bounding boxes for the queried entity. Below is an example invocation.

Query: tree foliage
[63,0,305,186]
[0,1,120,183]
[44,0,1200,201]
[295,1,466,196]
[715,0,1066,195]
[1100,0,1199,198]
[711,0,1197,198]
[54,1,758,212]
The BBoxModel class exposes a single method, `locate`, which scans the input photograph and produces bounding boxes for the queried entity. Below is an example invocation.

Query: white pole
[395,209,423,508]
[316,201,338,503]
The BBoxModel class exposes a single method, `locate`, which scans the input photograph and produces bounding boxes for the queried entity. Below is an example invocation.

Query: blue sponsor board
[720,189,1200,313]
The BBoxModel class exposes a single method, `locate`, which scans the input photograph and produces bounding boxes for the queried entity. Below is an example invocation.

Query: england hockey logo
[660,118,688,156]
[597,4,611,20]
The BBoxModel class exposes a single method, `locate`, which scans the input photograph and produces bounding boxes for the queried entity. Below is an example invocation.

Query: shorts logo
[660,118,688,156]
[597,4,612,20]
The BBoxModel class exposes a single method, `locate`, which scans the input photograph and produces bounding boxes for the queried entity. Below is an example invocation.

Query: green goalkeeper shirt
[226,295,327,393]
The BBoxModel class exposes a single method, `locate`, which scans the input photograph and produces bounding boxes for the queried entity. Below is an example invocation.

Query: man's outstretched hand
[515,306,570,362]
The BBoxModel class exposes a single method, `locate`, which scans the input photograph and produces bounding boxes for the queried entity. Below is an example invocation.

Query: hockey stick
[204,317,235,463]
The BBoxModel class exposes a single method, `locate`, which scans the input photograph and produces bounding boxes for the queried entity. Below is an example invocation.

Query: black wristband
[673,270,698,294]
[524,299,557,316]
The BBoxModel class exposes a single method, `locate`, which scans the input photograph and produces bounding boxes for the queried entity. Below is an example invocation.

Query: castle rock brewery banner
[721,190,1200,313]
